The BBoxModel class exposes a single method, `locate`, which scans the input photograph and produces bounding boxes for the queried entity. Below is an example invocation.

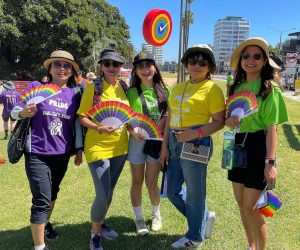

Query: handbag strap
[241,133,248,147]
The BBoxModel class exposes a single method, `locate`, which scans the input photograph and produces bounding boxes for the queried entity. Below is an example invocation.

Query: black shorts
[228,130,267,190]
[2,116,16,122]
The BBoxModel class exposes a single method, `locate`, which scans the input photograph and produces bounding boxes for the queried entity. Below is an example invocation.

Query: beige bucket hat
[43,50,80,72]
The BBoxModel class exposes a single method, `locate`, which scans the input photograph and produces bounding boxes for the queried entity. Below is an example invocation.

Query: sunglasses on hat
[136,61,154,69]
[102,60,121,68]
[241,53,263,60]
[53,61,72,70]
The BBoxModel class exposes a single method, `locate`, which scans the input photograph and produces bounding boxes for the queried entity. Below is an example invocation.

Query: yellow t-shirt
[77,80,129,163]
[169,79,225,128]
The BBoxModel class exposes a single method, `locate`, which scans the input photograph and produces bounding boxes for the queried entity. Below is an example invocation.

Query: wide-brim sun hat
[98,51,124,64]
[181,44,216,74]
[3,81,15,90]
[230,37,279,70]
[133,52,155,65]
[43,50,80,72]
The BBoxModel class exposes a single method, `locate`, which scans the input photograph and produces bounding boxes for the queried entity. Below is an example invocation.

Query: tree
[0,0,134,80]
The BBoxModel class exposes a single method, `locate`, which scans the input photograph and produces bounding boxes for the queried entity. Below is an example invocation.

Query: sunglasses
[102,61,121,68]
[136,61,154,69]
[53,61,72,70]
[241,53,263,60]
[188,58,208,67]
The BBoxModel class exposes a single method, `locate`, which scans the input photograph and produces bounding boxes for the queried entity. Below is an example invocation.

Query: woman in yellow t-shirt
[77,49,128,250]
[160,44,225,248]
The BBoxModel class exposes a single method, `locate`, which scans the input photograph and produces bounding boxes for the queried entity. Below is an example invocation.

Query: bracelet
[197,127,203,138]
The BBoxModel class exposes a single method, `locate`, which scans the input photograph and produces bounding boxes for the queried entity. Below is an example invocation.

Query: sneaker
[89,234,103,250]
[45,222,58,240]
[151,214,162,231]
[204,211,216,239]
[101,222,118,240]
[171,236,202,249]
[134,219,149,236]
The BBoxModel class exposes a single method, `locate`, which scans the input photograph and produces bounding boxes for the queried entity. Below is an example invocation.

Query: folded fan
[21,84,61,105]
[128,113,162,140]
[87,100,136,128]
[225,90,258,118]
[253,189,282,217]
[0,155,6,164]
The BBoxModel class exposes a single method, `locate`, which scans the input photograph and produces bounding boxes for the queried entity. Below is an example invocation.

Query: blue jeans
[167,129,212,242]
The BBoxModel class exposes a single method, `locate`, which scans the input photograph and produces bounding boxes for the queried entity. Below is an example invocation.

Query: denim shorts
[127,136,158,164]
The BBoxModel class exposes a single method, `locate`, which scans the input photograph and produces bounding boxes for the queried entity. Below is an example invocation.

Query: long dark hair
[229,46,274,100]
[47,63,77,88]
[130,62,168,113]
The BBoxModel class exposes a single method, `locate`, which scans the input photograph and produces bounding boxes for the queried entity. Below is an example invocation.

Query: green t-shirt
[227,75,233,86]
[127,84,168,122]
[234,78,288,132]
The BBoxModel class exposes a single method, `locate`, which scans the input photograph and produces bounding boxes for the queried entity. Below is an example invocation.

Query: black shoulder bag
[136,85,164,159]
[7,117,31,164]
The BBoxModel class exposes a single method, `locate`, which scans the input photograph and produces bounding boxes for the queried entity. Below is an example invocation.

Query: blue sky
[106,0,300,62]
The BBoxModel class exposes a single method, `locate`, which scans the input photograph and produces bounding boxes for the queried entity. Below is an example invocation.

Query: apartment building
[142,43,164,66]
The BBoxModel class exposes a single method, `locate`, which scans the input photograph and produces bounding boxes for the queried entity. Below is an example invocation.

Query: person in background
[41,76,50,84]
[77,49,128,250]
[0,81,20,139]
[76,70,90,87]
[226,71,233,96]
[226,37,288,250]
[127,52,169,235]
[86,72,97,82]
[160,44,225,248]
[11,50,83,250]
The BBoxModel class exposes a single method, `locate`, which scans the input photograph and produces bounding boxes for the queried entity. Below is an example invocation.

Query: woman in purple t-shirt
[0,81,20,139]
[11,50,83,250]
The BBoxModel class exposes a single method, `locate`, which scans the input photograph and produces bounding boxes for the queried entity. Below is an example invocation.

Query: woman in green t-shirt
[127,52,168,236]
[226,37,288,250]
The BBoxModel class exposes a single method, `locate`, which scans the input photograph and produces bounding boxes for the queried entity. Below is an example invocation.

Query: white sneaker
[101,222,118,240]
[204,211,215,239]
[134,219,149,236]
[171,236,202,249]
[151,214,162,231]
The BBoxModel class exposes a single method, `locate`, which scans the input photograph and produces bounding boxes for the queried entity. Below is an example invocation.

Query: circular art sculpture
[143,9,172,46]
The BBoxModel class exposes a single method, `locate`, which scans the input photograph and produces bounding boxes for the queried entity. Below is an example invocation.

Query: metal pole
[177,0,184,83]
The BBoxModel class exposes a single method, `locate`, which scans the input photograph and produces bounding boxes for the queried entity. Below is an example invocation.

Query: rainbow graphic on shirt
[21,84,61,105]
[128,113,162,140]
[87,100,136,128]
[254,191,282,217]
[225,90,258,118]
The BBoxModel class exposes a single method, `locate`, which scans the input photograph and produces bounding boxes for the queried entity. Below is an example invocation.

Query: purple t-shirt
[17,82,81,155]
[0,90,20,118]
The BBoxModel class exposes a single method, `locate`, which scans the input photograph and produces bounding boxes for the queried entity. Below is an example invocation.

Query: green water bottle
[221,130,235,170]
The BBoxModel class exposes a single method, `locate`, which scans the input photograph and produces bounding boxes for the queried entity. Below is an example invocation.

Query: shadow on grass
[0,216,181,250]
[282,124,300,151]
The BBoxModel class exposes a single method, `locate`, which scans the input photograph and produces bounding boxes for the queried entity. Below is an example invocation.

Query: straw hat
[43,50,80,72]
[230,37,279,70]
[181,44,216,74]
[86,72,97,79]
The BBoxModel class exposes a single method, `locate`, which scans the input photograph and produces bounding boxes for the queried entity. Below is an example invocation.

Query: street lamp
[268,26,296,51]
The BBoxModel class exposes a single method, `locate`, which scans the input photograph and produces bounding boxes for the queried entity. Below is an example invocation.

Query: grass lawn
[0,82,299,250]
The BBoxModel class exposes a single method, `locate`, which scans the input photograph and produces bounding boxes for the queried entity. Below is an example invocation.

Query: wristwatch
[265,158,276,165]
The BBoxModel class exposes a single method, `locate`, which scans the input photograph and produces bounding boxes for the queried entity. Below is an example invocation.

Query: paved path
[282,91,300,102]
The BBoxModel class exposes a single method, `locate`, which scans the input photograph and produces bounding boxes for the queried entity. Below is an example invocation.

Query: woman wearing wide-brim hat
[225,37,288,250]
[11,50,83,250]
[160,44,225,248]
[77,49,129,250]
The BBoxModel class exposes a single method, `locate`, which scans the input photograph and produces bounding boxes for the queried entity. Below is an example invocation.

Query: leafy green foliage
[0,0,134,79]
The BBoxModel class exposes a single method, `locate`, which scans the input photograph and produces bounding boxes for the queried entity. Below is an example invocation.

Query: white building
[142,44,164,66]
[213,16,250,72]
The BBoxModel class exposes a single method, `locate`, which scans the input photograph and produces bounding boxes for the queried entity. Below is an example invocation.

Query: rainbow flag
[254,191,282,217]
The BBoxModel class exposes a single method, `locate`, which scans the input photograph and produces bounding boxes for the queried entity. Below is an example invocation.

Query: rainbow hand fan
[225,90,258,118]
[128,113,162,140]
[253,188,282,217]
[21,84,61,105]
[87,100,136,129]
[0,155,6,165]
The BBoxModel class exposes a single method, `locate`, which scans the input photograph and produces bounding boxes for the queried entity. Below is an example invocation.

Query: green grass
[0,85,299,250]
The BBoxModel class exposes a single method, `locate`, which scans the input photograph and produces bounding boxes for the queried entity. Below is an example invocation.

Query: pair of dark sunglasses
[188,58,208,67]
[53,61,72,70]
[136,61,154,69]
[102,60,121,68]
[241,53,263,60]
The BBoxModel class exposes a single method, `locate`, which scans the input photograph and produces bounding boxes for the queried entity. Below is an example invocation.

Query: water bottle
[221,130,235,170]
